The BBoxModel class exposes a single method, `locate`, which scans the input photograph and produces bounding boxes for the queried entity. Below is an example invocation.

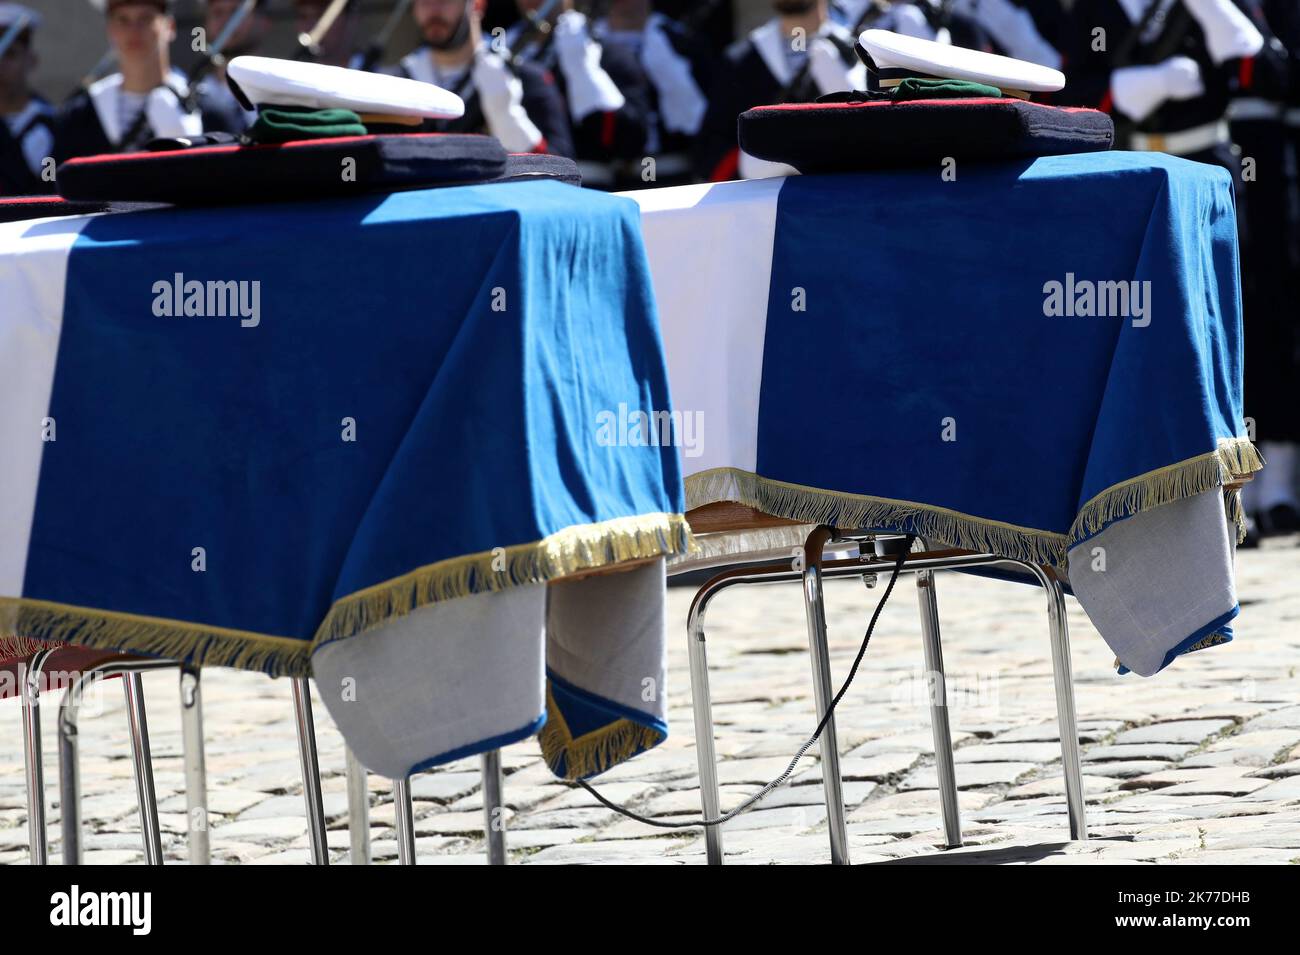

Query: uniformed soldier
[503,1,649,187]
[579,0,717,189]
[0,4,54,195]
[1239,0,1300,537]
[53,0,204,162]
[697,0,868,181]
[1062,1,1299,540]
[1061,0,1262,171]
[392,0,574,157]
[194,0,272,135]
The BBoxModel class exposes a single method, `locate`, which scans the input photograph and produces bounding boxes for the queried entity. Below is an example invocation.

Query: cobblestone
[2,544,1298,864]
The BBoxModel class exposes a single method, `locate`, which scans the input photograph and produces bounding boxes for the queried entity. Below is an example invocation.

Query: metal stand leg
[291,677,329,865]
[916,564,962,849]
[482,750,507,865]
[686,586,724,865]
[1043,571,1088,840]
[393,776,416,865]
[179,667,209,865]
[123,672,164,865]
[59,674,86,866]
[802,526,849,865]
[345,747,371,865]
[21,649,53,865]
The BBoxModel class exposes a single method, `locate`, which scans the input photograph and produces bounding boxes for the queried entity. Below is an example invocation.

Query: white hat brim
[228,56,465,120]
[860,29,1065,93]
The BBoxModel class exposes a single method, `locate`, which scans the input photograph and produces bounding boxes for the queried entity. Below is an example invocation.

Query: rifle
[183,0,259,111]
[0,10,31,62]
[294,0,353,61]
[358,0,414,72]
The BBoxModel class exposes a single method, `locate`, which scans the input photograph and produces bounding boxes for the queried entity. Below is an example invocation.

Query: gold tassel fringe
[686,438,1261,570]
[538,685,666,780]
[0,598,310,677]
[1068,438,1262,545]
[686,467,1069,567]
[311,513,692,653]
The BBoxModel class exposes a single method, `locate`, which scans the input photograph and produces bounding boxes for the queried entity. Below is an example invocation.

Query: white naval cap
[858,29,1066,97]
[227,55,465,120]
[0,2,40,30]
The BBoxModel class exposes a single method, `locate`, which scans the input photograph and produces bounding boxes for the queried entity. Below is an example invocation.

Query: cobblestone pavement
[2,544,1298,865]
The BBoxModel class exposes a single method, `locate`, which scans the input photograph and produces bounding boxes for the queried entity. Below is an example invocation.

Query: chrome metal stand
[916,545,962,849]
[21,648,54,865]
[179,666,210,864]
[482,750,507,865]
[1043,571,1088,839]
[393,776,416,865]
[123,671,164,864]
[345,746,371,865]
[58,658,176,865]
[686,585,724,865]
[680,538,1089,863]
[292,677,329,865]
[802,526,849,865]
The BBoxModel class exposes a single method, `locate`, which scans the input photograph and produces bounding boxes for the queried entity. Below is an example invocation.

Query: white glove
[1111,56,1205,123]
[147,87,203,139]
[1182,0,1264,65]
[641,21,707,136]
[553,10,625,121]
[473,51,544,153]
[953,0,1061,69]
[808,36,858,96]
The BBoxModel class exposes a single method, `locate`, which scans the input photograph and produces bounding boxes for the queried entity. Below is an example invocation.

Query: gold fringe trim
[0,514,691,675]
[685,467,1069,567]
[0,633,52,660]
[538,684,666,781]
[311,513,692,653]
[1069,438,1262,545]
[0,598,310,677]
[686,439,1262,570]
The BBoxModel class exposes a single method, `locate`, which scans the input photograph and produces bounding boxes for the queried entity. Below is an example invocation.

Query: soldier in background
[505,1,652,188]
[697,0,866,181]
[195,0,272,134]
[392,0,574,157]
[0,4,53,194]
[588,0,713,187]
[53,0,204,162]
[1235,0,1300,538]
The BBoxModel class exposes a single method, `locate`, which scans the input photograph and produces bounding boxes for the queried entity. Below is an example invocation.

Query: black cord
[576,534,916,829]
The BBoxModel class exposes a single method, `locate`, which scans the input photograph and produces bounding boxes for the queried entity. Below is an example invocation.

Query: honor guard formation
[0,0,1297,875]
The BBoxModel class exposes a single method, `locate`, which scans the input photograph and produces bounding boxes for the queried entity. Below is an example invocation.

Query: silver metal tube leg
[687,596,724,865]
[179,667,210,865]
[802,528,849,865]
[123,672,164,865]
[22,649,53,866]
[1044,573,1088,840]
[345,747,371,865]
[916,568,962,849]
[291,677,329,864]
[59,676,86,866]
[393,776,416,865]
[481,750,507,865]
